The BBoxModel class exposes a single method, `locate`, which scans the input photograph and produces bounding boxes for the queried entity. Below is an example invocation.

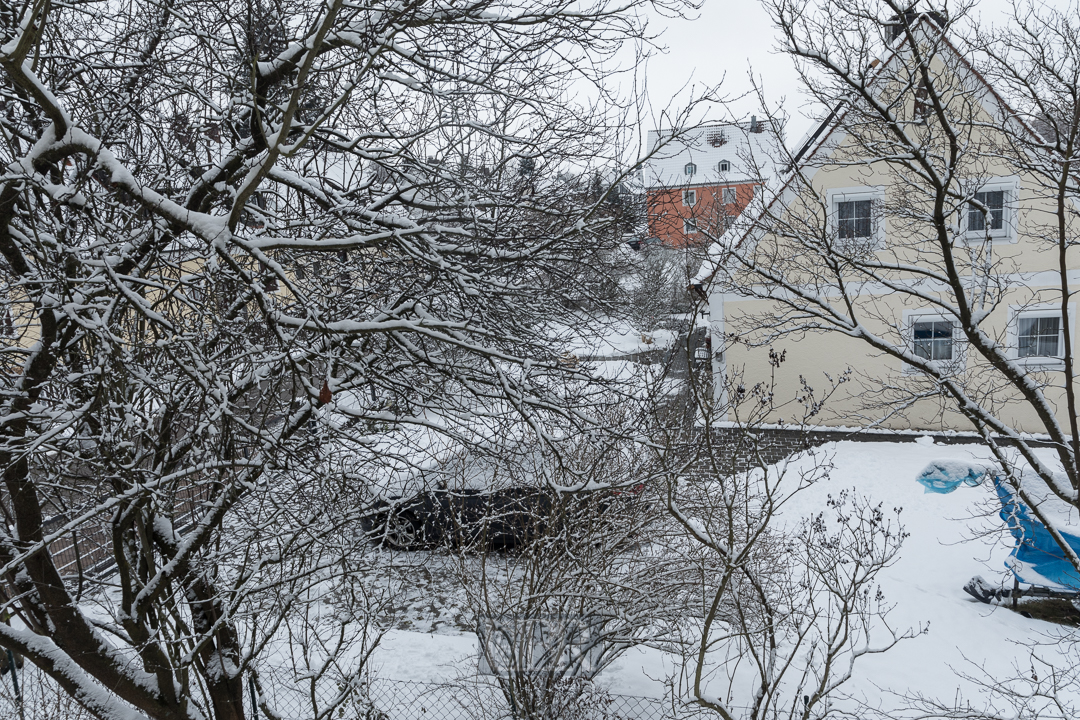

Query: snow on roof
[642,121,782,191]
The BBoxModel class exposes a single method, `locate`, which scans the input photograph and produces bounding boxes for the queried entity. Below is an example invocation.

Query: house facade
[643,121,778,248]
[696,15,1080,435]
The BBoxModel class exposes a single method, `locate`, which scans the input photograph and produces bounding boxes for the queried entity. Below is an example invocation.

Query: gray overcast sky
[637,0,1057,147]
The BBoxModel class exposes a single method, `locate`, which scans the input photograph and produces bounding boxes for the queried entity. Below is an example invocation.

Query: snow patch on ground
[551,317,675,358]
[757,440,1074,712]
[373,630,479,681]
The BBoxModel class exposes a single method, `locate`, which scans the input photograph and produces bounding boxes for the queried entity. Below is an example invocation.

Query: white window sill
[1014,356,1065,371]
[834,237,884,254]
[962,232,1016,245]
[902,359,966,376]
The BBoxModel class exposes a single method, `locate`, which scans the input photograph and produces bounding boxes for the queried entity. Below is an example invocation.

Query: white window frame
[913,79,933,122]
[0,306,14,338]
[1008,303,1072,370]
[961,176,1020,244]
[684,162,697,176]
[722,187,737,204]
[683,218,699,235]
[718,160,730,173]
[827,186,886,251]
[902,310,964,374]
[682,189,697,207]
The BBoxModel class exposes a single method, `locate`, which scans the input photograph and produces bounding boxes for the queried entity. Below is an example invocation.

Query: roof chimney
[884,5,947,43]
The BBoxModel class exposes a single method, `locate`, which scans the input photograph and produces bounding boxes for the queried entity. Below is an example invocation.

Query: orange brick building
[643,121,778,247]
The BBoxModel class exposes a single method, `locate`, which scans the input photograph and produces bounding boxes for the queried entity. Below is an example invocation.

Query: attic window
[707,130,727,147]
[684,163,697,176]
[718,160,730,173]
[914,80,932,120]
[838,200,873,239]
[827,185,887,251]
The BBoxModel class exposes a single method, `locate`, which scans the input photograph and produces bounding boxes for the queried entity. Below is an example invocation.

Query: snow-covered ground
[370,439,1080,715]
[551,316,676,359]
[774,440,1077,716]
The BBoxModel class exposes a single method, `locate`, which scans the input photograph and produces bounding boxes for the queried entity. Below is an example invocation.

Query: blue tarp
[917,462,1080,591]
[916,461,984,494]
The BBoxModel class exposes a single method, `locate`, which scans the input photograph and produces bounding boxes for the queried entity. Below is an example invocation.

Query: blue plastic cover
[916,461,1080,591]
[916,461,984,493]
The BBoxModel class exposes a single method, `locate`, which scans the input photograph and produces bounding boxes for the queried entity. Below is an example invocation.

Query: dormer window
[718,160,730,173]
[685,163,696,176]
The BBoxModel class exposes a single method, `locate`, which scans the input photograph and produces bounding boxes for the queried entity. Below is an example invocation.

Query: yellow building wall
[710,52,1079,434]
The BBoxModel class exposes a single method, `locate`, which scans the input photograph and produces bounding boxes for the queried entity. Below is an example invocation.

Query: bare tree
[626,245,686,333]
[698,0,1080,608]
[645,348,914,719]
[678,2,1080,715]
[0,1,692,718]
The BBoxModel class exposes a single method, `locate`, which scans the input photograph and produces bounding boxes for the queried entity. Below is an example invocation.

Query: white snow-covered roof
[642,121,782,190]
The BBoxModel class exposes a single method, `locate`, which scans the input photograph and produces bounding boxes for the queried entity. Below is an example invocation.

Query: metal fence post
[7,649,24,720]
[249,674,258,720]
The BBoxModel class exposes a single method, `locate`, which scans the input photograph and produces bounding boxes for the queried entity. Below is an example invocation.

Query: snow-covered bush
[453,426,668,720]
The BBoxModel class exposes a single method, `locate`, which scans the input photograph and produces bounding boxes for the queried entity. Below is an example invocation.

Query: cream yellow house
[695,13,1080,436]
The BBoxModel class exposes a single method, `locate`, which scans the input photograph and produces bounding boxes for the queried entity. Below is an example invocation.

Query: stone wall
[703,425,1063,474]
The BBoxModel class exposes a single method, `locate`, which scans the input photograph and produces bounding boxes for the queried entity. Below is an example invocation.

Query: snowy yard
[366,439,1079,716]
[4,437,1077,720]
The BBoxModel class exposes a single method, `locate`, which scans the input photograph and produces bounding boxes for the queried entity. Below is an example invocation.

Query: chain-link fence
[0,658,716,720]
[0,653,94,720]
[321,677,690,720]
[250,669,698,720]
